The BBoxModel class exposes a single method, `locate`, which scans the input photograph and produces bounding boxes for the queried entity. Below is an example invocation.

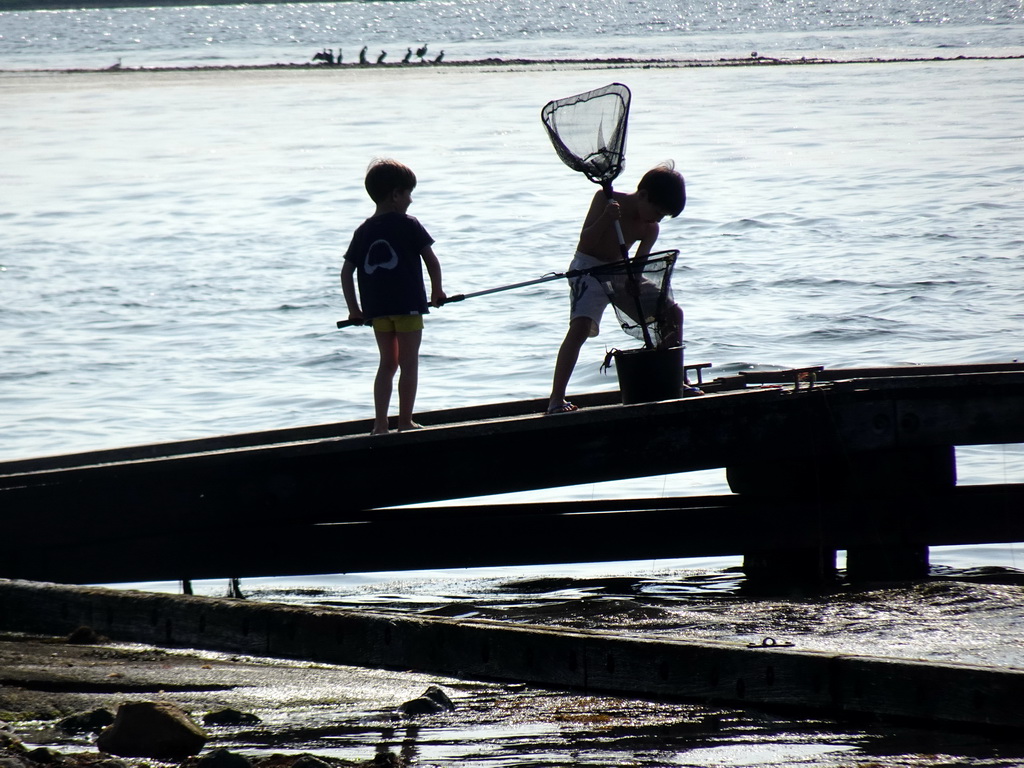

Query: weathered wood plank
[4,373,1022,527]
[3,484,1021,583]
[4,362,1021,479]
[737,361,1024,385]
[2,579,1021,732]
[0,391,621,476]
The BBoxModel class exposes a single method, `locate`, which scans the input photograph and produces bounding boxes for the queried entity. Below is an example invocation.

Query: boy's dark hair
[365,158,417,204]
[638,161,685,217]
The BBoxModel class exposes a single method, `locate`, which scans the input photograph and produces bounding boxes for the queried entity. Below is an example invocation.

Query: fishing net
[541,83,631,187]
[590,250,680,347]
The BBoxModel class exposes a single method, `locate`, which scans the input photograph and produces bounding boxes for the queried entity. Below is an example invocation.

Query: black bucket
[611,346,684,404]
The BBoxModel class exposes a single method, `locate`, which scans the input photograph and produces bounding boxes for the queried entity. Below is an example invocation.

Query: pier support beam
[728,446,956,589]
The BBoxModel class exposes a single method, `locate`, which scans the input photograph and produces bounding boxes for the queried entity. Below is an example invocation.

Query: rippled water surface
[4,60,1022,465]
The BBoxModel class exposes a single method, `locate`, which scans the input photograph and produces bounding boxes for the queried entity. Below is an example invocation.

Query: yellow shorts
[371,314,424,333]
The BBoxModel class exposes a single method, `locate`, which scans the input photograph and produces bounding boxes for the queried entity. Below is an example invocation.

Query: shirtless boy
[546,161,686,415]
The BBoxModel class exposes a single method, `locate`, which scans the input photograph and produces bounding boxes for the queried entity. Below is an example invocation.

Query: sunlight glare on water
[1,0,1021,69]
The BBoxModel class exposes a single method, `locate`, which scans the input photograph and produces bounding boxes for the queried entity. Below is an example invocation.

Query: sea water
[3,5,1024,763]
[3,60,1021,475]
[2,2,1022,457]
[2,0,1023,567]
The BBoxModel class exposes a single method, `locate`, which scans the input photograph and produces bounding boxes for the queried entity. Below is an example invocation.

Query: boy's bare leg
[395,329,423,431]
[658,304,684,349]
[372,330,400,435]
[547,317,591,413]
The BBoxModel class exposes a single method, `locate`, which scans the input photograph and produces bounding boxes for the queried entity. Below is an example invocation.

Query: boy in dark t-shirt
[341,159,446,435]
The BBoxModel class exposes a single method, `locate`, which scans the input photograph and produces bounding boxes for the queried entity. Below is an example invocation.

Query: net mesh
[541,83,631,186]
[590,250,679,347]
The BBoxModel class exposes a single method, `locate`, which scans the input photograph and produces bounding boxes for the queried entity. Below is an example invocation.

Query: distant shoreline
[3,0,291,10]
[2,52,1021,76]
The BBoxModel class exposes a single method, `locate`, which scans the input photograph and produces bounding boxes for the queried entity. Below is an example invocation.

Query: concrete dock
[3,579,1023,734]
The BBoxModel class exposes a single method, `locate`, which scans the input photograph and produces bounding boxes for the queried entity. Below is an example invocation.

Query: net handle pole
[442,272,570,303]
[336,260,639,328]
[337,274,569,327]
[601,181,655,349]
[601,181,630,262]
[443,258,636,303]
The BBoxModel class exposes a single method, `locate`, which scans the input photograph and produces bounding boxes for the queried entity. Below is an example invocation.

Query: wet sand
[0,630,521,766]
[0,629,734,767]
[0,631,466,722]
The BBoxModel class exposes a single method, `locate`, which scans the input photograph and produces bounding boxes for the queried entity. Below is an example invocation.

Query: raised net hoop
[541,83,631,188]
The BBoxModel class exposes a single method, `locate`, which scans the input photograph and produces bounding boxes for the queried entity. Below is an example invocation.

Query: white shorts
[567,251,615,338]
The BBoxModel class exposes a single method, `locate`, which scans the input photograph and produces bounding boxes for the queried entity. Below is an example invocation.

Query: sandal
[545,401,579,415]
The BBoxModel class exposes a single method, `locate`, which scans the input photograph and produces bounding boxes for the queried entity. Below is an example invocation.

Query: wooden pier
[2,361,1023,586]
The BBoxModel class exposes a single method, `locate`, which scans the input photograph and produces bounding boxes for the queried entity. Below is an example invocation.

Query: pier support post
[740,547,838,594]
[728,446,955,589]
[844,543,930,582]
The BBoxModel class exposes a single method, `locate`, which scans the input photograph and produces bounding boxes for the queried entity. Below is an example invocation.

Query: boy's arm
[577,190,620,258]
[340,261,363,321]
[421,246,446,307]
[633,222,660,263]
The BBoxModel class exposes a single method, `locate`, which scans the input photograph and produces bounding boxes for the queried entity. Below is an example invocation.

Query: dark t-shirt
[343,212,434,319]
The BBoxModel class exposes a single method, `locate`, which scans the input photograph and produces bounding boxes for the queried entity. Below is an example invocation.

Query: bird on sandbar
[359,45,368,64]
[402,47,412,64]
[433,50,444,63]
[377,50,387,64]
[415,43,428,61]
